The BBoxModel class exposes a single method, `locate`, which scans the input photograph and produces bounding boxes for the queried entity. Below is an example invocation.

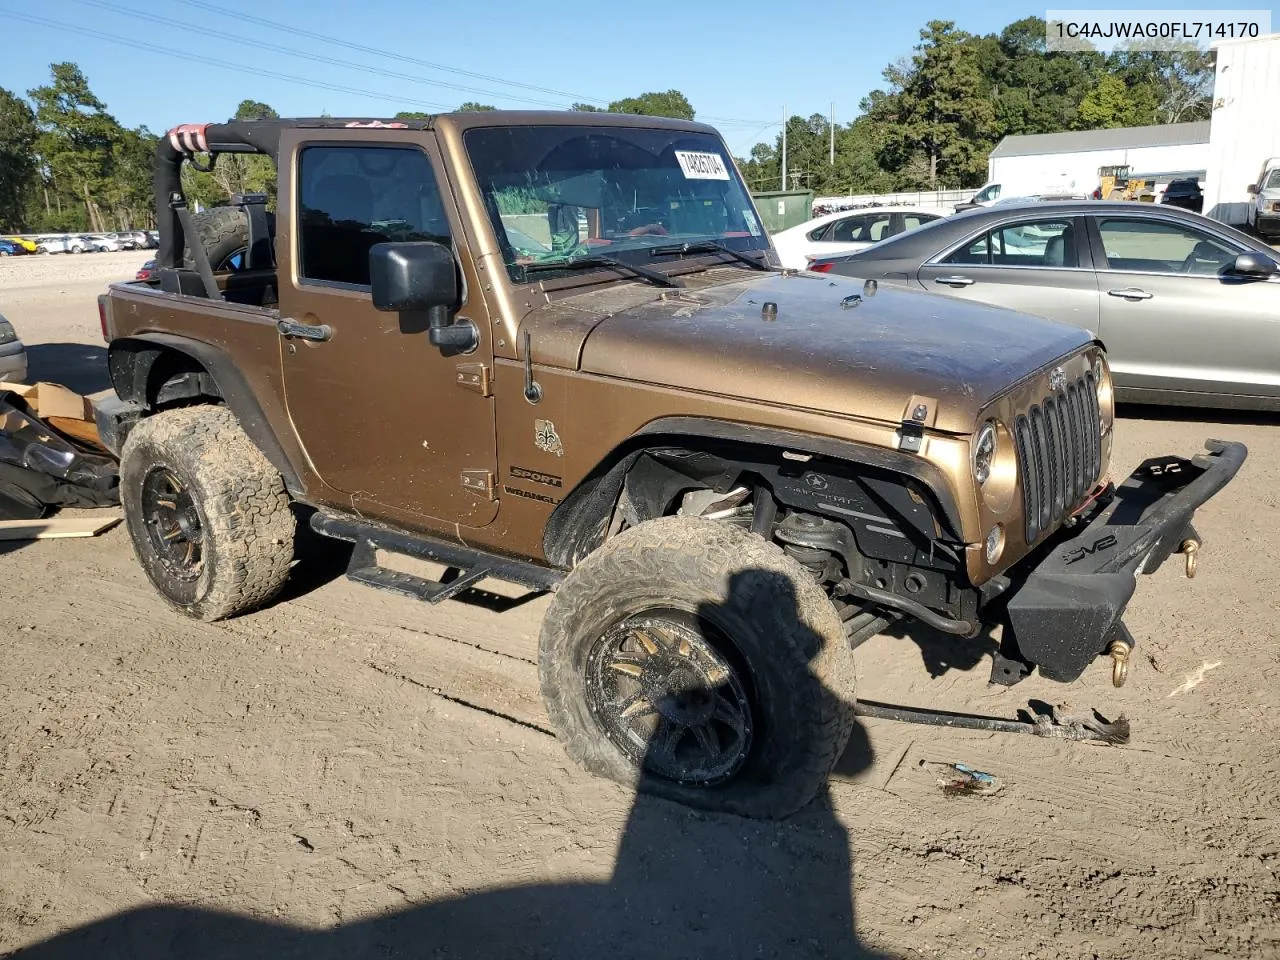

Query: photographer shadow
[11,569,893,960]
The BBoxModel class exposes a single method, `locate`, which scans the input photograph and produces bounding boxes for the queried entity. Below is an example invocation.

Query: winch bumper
[1000,439,1247,684]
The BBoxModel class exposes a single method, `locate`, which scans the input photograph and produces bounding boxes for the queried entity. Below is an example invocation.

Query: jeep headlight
[973,420,997,485]
[975,418,1018,513]
[1093,356,1115,434]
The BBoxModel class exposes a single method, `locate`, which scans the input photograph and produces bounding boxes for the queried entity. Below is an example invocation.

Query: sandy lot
[0,256,1278,960]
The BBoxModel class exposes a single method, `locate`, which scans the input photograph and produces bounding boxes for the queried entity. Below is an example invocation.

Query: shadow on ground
[23,343,110,395]
[1118,401,1280,427]
[9,568,896,960]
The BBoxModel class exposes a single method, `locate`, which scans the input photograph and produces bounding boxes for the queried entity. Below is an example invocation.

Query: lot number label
[675,151,730,180]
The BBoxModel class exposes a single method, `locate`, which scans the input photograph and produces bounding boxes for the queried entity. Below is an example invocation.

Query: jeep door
[915,215,1100,333]
[276,130,498,526]
[1086,213,1280,404]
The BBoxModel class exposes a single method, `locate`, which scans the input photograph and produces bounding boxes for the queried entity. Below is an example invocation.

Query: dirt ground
[1,252,1277,960]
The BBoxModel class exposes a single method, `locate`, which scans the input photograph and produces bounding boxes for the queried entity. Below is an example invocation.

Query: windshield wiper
[648,239,771,270]
[523,254,683,288]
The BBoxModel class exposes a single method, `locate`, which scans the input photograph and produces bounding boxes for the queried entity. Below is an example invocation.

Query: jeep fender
[105,333,303,493]
[543,416,965,571]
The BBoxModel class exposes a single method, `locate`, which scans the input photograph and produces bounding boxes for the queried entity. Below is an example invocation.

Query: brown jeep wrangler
[95,112,1245,818]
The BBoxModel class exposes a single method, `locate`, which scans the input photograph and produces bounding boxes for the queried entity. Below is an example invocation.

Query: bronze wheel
[586,610,753,786]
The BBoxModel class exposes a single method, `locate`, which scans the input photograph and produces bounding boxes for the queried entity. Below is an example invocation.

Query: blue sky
[2,0,1276,156]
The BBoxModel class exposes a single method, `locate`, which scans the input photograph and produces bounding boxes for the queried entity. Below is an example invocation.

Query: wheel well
[108,340,224,410]
[542,431,963,573]
[104,334,303,494]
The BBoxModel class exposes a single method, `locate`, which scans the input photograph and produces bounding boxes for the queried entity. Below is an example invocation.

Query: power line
[3,8,456,112]
[167,0,774,126]
[172,0,608,107]
[12,0,780,131]
[69,0,573,110]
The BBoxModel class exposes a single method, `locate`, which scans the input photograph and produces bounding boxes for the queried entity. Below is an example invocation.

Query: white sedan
[770,205,948,270]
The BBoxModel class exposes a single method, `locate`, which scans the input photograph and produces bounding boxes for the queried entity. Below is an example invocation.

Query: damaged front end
[992,439,1246,688]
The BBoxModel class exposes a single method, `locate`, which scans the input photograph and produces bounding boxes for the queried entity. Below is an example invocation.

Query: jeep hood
[573,272,1092,434]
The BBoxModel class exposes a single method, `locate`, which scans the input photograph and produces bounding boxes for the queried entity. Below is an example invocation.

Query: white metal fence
[812,189,978,212]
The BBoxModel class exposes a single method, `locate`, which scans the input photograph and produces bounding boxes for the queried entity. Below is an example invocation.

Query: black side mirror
[1247,183,1258,195]
[370,241,478,353]
[1228,252,1278,277]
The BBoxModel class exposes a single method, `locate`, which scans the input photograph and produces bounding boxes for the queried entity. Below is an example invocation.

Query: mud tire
[182,206,275,271]
[120,406,295,622]
[539,516,856,819]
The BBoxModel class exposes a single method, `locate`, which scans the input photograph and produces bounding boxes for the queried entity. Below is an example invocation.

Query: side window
[1097,218,1240,275]
[945,233,991,265]
[944,219,1077,267]
[831,214,892,243]
[828,215,867,243]
[902,214,937,231]
[297,145,451,287]
[808,222,834,242]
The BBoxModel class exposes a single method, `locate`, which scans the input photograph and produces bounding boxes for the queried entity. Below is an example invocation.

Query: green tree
[873,21,997,187]
[1077,73,1155,128]
[456,101,496,112]
[0,86,37,230]
[607,90,695,120]
[28,63,123,231]
[394,111,433,120]
[570,102,603,112]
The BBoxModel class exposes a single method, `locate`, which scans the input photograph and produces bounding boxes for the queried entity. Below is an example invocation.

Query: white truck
[1202,33,1280,230]
[1246,157,1280,239]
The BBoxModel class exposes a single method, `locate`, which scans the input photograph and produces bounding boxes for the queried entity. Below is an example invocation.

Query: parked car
[1160,178,1204,213]
[135,259,158,280]
[1246,158,1280,240]
[770,205,945,269]
[0,239,23,257]
[0,313,27,382]
[87,234,122,252]
[36,235,89,254]
[4,236,38,253]
[807,200,1280,410]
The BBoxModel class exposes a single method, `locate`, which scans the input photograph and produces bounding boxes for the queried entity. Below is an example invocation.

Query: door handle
[1107,288,1153,301]
[277,318,333,342]
[934,275,974,287]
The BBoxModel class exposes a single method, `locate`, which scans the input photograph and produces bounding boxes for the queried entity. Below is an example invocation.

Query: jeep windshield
[463,124,769,284]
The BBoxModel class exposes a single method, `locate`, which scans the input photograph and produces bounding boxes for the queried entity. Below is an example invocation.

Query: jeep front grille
[1013,372,1102,545]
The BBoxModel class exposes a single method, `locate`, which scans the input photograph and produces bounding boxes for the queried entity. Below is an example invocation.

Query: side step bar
[310,512,564,605]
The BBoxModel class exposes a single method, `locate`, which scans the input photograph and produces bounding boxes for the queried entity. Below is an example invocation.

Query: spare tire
[182,206,276,272]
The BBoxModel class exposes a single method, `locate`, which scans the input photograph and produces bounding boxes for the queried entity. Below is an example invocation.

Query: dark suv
[1160,178,1204,213]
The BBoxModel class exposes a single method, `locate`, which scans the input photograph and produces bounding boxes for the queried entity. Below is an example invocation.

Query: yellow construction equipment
[1097,165,1153,201]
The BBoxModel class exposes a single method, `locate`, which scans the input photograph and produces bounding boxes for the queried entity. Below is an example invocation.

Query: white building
[1203,32,1280,225]
[987,122,1210,197]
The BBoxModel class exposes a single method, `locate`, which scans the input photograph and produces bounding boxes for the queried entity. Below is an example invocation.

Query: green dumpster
[751,190,814,234]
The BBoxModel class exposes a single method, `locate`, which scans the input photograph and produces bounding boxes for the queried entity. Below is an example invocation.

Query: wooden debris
[0,516,122,541]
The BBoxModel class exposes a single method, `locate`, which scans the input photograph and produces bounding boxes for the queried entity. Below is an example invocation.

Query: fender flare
[106,333,303,493]
[542,416,965,569]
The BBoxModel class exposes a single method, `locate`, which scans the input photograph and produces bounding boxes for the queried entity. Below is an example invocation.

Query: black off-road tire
[182,206,276,272]
[539,516,856,819]
[120,406,295,622]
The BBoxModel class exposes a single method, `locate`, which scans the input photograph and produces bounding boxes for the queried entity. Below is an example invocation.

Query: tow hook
[1108,638,1132,688]
[1180,539,1200,579]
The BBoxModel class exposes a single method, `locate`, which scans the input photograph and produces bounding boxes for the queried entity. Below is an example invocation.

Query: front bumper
[999,439,1247,683]
[1254,213,1280,238]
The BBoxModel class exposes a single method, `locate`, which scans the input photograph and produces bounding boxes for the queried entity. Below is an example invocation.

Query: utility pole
[830,102,835,165]
[781,105,787,191]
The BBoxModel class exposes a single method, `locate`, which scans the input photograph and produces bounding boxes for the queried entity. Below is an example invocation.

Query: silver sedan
[809,201,1280,411]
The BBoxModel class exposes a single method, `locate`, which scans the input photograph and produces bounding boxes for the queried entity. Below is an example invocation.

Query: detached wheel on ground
[183,206,275,271]
[539,515,856,819]
[119,406,296,622]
